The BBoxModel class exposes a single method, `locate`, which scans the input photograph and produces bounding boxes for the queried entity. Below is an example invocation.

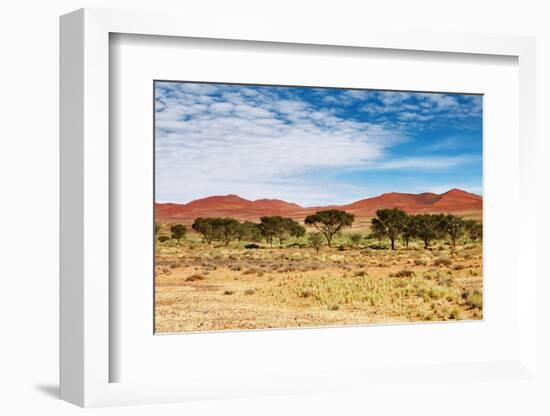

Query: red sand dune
[155,188,482,222]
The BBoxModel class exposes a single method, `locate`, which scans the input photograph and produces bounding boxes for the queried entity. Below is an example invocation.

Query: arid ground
[155,226,482,333]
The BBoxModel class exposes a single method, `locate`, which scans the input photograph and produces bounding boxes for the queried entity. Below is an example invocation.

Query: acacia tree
[465,219,483,241]
[259,216,281,247]
[305,209,355,247]
[192,217,216,244]
[170,224,187,241]
[278,217,306,246]
[413,214,444,249]
[442,214,466,249]
[236,221,262,242]
[259,216,305,247]
[192,217,242,246]
[370,208,408,250]
[402,216,418,248]
[212,218,240,246]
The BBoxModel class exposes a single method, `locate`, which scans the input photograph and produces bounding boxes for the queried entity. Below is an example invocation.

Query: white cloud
[371,155,479,170]
[378,91,413,105]
[272,99,308,114]
[397,112,434,121]
[155,83,406,204]
[155,83,482,205]
[209,102,234,113]
[358,91,482,128]
[343,90,373,100]
[234,104,273,118]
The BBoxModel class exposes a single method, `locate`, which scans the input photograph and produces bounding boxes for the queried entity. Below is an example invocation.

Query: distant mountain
[155,194,304,222]
[342,192,441,211]
[339,188,481,216]
[155,189,482,222]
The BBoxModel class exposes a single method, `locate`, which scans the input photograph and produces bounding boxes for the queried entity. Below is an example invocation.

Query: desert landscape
[154,189,483,333]
[154,81,483,333]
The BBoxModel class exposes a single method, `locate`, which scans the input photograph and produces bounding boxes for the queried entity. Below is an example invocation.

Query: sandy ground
[155,241,483,333]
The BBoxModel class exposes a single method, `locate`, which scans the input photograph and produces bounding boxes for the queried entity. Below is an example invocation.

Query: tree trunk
[391,238,395,250]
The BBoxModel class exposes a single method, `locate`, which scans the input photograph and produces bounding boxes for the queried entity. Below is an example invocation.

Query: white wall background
[0,1,548,415]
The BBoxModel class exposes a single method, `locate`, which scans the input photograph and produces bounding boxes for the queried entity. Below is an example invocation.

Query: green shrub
[348,233,363,247]
[170,224,187,241]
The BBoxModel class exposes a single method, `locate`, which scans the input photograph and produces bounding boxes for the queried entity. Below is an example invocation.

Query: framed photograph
[60,8,538,408]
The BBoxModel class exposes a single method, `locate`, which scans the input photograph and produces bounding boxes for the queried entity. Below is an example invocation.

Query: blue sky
[155,82,482,206]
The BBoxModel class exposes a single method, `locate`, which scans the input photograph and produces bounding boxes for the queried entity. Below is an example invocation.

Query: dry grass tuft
[434,257,452,267]
[393,269,415,278]
[463,289,483,309]
[185,274,205,282]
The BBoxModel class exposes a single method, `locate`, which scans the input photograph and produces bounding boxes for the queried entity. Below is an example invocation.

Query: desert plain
[155,189,483,333]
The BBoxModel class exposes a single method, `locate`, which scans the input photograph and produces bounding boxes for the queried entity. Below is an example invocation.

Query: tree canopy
[212,218,241,246]
[441,214,467,249]
[170,224,187,241]
[191,216,304,247]
[370,208,409,250]
[412,214,445,249]
[236,221,262,243]
[181,210,481,250]
[465,219,482,241]
[305,209,355,247]
[259,216,305,247]
[191,217,216,244]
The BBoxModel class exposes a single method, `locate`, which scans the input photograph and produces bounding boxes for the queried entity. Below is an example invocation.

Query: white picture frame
[60,7,538,408]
